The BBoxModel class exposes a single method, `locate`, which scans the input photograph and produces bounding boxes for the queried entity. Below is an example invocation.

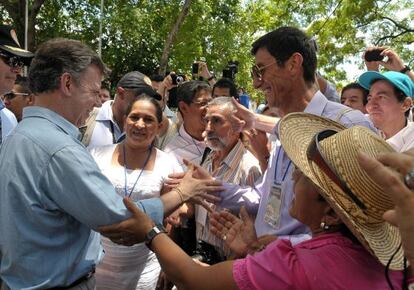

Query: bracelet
[207,75,216,81]
[173,187,185,203]
[400,65,411,74]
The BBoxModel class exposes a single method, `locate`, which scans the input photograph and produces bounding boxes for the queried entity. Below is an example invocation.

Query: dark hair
[28,38,109,94]
[251,26,317,84]
[341,83,369,105]
[150,74,164,82]
[125,94,163,123]
[370,79,410,117]
[176,80,211,106]
[15,75,31,94]
[213,78,238,98]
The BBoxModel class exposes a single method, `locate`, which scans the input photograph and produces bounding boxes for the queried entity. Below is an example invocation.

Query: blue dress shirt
[0,107,164,289]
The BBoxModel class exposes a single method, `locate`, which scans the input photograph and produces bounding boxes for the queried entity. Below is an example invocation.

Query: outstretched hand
[210,207,257,257]
[98,197,154,246]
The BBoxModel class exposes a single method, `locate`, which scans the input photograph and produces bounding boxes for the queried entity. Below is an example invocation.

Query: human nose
[135,118,146,127]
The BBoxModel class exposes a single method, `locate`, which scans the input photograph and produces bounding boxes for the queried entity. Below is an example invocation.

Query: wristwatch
[145,225,165,250]
[400,65,411,74]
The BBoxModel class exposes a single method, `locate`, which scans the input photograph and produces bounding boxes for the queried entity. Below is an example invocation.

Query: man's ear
[59,72,73,97]
[287,52,303,76]
[402,97,412,113]
[116,87,126,100]
[178,101,189,115]
[26,94,35,106]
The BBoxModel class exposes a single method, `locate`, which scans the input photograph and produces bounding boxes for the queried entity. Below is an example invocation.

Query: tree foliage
[0,0,412,101]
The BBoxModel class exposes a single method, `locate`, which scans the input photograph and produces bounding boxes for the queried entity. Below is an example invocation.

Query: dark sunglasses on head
[306,129,366,210]
[0,53,25,69]
[4,91,29,100]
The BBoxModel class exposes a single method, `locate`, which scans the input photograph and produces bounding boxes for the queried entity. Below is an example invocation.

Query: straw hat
[279,112,404,270]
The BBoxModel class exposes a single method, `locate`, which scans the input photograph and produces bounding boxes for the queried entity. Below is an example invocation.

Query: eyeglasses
[3,91,30,100]
[0,53,25,69]
[192,99,211,107]
[307,129,366,210]
[251,61,277,80]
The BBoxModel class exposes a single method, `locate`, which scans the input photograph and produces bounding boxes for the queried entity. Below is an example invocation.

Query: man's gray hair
[29,38,109,94]
[207,96,237,113]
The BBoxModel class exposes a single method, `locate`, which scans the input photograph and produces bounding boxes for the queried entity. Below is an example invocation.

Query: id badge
[264,183,283,228]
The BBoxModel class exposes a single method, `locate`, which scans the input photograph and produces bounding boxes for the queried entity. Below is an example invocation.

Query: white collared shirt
[0,99,17,143]
[88,100,124,149]
[386,121,414,152]
[164,124,206,170]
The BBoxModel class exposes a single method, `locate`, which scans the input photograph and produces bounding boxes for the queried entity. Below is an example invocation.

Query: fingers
[377,152,414,174]
[198,192,221,203]
[239,206,251,223]
[123,197,140,215]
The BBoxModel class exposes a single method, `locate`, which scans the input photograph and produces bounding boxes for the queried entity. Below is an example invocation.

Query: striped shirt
[196,139,262,255]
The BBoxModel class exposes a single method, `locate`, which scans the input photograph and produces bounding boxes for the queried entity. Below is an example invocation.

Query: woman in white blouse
[90,94,181,290]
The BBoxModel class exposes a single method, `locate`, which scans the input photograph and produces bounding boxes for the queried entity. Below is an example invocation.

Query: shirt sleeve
[41,145,164,229]
[232,240,309,290]
[217,182,261,214]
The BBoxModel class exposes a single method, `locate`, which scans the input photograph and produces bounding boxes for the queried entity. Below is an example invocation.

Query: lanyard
[123,142,152,197]
[273,146,292,185]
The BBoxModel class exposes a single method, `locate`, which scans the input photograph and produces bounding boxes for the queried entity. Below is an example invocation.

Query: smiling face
[124,99,161,149]
[252,47,293,110]
[366,80,410,132]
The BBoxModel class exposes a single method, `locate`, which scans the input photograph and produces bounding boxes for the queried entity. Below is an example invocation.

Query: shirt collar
[179,124,206,147]
[274,90,327,139]
[0,98,5,110]
[96,100,114,121]
[206,139,244,169]
[23,106,80,139]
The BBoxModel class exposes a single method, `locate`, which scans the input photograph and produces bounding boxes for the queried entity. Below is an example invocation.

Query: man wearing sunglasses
[0,25,33,143]
[212,26,376,249]
[3,76,34,121]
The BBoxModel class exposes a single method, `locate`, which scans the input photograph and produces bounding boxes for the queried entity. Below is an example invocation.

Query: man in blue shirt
[0,38,222,290]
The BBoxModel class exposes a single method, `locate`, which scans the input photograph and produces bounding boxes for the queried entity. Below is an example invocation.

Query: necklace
[123,142,152,197]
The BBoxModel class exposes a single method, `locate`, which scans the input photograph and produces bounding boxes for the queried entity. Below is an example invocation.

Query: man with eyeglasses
[0,25,33,143]
[206,26,377,250]
[3,76,34,121]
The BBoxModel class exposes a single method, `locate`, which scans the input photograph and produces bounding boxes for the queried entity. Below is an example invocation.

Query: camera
[171,73,185,85]
[222,60,239,81]
[192,62,200,75]
[364,49,384,62]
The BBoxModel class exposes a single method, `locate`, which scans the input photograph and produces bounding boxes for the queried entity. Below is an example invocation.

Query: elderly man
[0,25,33,143]
[3,76,34,121]
[164,80,212,169]
[0,38,221,289]
[194,96,262,262]
[81,71,161,147]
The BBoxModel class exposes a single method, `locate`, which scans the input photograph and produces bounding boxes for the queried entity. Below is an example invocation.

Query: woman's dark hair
[125,94,163,123]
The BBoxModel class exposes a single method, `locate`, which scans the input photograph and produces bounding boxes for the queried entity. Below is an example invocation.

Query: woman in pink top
[101,114,406,289]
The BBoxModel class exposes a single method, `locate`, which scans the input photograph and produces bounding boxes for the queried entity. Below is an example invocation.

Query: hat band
[307,129,367,210]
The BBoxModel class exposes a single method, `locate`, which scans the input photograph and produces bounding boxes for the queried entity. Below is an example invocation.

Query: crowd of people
[1,22,414,290]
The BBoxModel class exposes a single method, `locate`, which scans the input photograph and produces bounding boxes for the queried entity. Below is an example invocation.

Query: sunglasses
[306,129,366,210]
[251,61,276,80]
[4,91,30,100]
[0,53,25,69]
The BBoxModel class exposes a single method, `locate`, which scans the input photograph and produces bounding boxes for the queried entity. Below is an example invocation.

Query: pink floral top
[233,232,402,290]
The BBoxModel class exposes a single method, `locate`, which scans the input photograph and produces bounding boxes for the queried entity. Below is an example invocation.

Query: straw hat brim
[280,112,404,270]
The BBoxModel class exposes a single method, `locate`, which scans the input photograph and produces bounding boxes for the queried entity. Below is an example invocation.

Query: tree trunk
[158,0,192,75]
[1,0,46,51]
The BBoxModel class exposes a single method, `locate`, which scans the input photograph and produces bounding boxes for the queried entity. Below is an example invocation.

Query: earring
[320,221,330,231]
